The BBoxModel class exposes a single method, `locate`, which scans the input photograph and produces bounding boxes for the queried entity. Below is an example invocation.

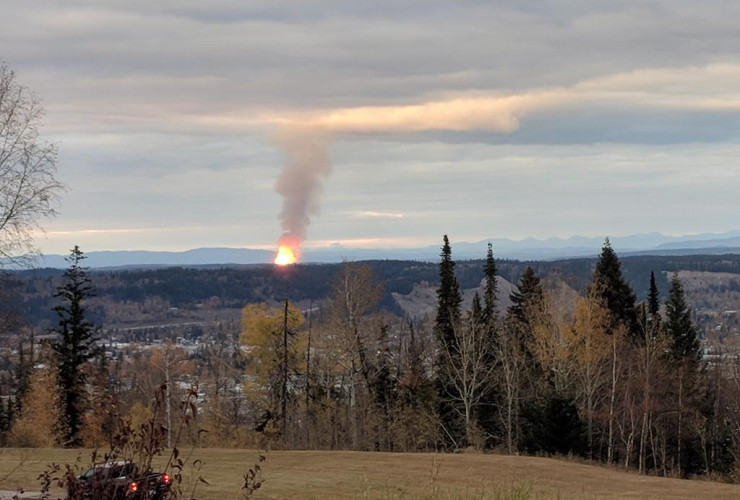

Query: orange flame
[274,234,300,266]
[274,245,297,266]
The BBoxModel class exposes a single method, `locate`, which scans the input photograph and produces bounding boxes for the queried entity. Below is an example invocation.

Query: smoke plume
[273,125,332,248]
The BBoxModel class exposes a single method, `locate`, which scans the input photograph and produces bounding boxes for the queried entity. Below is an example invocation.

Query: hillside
[392,276,518,320]
[6,253,740,339]
[1,449,739,500]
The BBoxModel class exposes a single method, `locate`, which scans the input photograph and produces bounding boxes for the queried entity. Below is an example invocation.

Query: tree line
[6,239,740,483]
[237,236,740,480]
[10,252,740,332]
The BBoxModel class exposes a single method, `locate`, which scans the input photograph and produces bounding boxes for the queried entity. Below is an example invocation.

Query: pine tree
[477,243,500,445]
[50,246,101,447]
[434,235,463,448]
[508,267,543,325]
[647,272,660,318]
[434,235,462,348]
[592,239,638,336]
[646,271,661,338]
[665,273,701,362]
[664,273,701,477]
[483,243,498,324]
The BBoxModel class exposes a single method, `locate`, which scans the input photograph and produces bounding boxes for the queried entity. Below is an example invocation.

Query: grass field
[1,448,739,500]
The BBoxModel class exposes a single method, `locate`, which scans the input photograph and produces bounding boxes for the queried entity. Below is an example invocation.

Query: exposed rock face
[392,277,516,321]
[392,274,582,323]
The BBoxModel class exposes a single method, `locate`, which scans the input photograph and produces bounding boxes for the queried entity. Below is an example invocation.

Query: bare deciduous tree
[439,316,497,448]
[569,292,612,458]
[0,61,64,265]
[496,320,524,454]
[325,261,383,448]
[151,343,193,448]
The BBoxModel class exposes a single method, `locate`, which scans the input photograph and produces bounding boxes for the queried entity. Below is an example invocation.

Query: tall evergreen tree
[665,273,701,362]
[503,265,546,449]
[592,239,638,336]
[483,243,498,324]
[50,246,101,447]
[433,235,463,448]
[508,267,544,325]
[646,271,662,338]
[434,235,462,348]
[647,271,660,319]
[478,244,500,444]
[664,273,702,477]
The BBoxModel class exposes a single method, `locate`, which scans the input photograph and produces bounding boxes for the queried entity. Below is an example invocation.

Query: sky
[2,0,740,254]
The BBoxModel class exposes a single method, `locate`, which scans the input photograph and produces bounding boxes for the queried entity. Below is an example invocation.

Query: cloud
[353,211,404,219]
[265,64,740,137]
[4,0,740,253]
[305,236,429,249]
[9,0,740,134]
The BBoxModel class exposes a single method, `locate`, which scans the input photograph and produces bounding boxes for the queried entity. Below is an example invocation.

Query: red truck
[69,461,172,500]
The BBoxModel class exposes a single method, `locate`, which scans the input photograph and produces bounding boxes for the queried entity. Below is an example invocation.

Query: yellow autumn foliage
[9,368,61,447]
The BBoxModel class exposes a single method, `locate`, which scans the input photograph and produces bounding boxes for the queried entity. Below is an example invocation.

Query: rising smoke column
[273,126,332,256]
[270,91,530,256]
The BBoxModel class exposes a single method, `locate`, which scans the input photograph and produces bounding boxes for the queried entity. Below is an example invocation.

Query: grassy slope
[1,449,739,500]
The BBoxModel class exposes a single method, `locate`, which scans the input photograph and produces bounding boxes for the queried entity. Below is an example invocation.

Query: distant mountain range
[29,230,740,269]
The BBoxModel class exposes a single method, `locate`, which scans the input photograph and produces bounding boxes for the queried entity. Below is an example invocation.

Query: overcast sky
[2,0,740,254]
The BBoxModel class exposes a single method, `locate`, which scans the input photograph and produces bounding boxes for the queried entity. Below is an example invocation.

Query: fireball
[274,245,297,266]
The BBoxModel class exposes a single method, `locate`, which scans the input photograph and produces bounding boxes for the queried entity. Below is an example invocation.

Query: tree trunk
[607,335,617,463]
[350,369,359,449]
[507,389,514,455]
[282,295,289,441]
[165,356,171,449]
[677,369,683,477]
[639,337,651,474]
[639,411,648,473]
[305,303,312,448]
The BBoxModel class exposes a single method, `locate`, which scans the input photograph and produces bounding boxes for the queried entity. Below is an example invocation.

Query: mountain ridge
[28,230,740,268]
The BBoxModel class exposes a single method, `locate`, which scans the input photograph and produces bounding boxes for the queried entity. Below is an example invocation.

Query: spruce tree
[478,244,500,444]
[433,235,463,448]
[434,235,462,348]
[647,271,660,318]
[483,243,498,324]
[665,273,701,362]
[646,271,661,338]
[506,265,545,392]
[50,246,101,447]
[592,239,638,336]
[508,267,544,324]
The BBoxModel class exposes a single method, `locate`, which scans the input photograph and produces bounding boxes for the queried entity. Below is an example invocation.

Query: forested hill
[8,253,740,330]
[514,253,740,300]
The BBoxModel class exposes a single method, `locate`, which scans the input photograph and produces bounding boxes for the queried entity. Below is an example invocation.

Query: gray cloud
[2,0,740,252]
